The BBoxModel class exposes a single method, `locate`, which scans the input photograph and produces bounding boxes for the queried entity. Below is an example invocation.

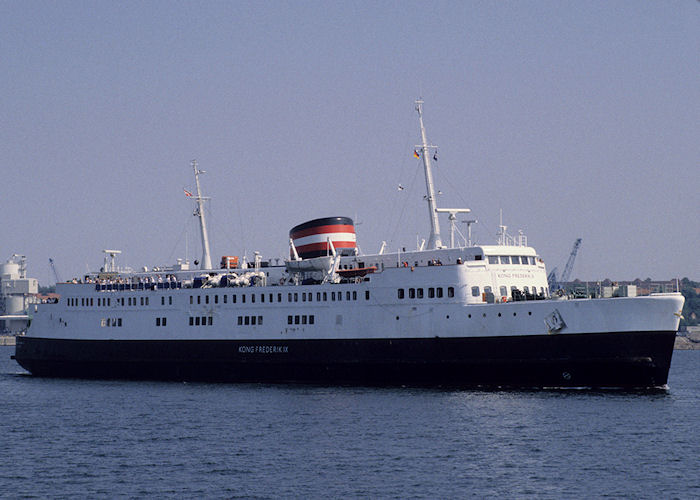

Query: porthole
[528,311,532,316]
[468,314,472,318]
[497,313,501,317]
[513,312,517,316]
[396,316,400,320]
[482,313,486,317]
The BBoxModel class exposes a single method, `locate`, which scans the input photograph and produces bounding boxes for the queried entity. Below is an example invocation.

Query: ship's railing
[95,281,183,292]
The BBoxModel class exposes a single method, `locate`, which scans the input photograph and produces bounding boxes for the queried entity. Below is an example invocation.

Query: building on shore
[0,255,38,335]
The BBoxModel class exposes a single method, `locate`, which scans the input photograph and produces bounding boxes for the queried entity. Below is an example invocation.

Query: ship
[13,100,685,388]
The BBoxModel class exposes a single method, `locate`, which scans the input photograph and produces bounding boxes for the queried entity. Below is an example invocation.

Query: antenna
[415,99,443,249]
[192,160,213,270]
[462,219,478,246]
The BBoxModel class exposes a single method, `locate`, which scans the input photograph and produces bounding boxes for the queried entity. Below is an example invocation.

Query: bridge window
[500,256,510,264]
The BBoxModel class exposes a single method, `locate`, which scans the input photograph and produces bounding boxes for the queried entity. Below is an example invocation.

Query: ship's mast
[415,99,443,249]
[192,160,212,270]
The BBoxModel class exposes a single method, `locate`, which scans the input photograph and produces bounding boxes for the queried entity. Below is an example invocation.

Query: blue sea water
[1,346,699,499]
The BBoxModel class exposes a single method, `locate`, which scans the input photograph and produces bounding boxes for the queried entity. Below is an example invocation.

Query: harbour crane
[49,258,62,284]
[547,238,582,291]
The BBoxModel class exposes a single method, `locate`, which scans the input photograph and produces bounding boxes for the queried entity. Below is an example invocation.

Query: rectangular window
[302,315,307,325]
[471,286,480,297]
[417,288,424,299]
[162,317,167,326]
[197,296,201,304]
[208,316,213,326]
[317,292,321,301]
[288,315,293,325]
[500,286,508,298]
[500,256,510,264]
[277,293,282,302]
[309,315,314,325]
[195,317,200,326]
[409,288,415,299]
[529,257,536,265]
[238,316,243,325]
[352,291,357,300]
[117,318,122,327]
[190,295,194,304]
[365,291,370,300]
[156,318,161,326]
[251,316,256,325]
[288,293,292,302]
[223,295,227,304]
[242,294,246,303]
[169,296,172,305]
[346,291,351,301]
[205,295,210,304]
[294,293,298,302]
[448,287,455,298]
[484,286,492,294]
[245,316,250,325]
[258,316,263,325]
[145,297,149,306]
[511,256,521,265]
[428,287,435,298]
[261,293,265,303]
[161,297,165,306]
[214,295,218,304]
[294,315,300,325]
[189,317,194,326]
[233,295,237,304]
[331,292,336,301]
[302,293,306,302]
[488,256,498,264]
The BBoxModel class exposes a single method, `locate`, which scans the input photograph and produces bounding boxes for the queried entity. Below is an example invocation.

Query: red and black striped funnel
[290,217,356,259]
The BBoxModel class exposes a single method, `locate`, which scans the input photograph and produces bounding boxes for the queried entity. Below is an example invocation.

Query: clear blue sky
[2,1,698,283]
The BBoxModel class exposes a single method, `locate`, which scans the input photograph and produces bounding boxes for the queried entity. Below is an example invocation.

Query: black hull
[13,331,676,388]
